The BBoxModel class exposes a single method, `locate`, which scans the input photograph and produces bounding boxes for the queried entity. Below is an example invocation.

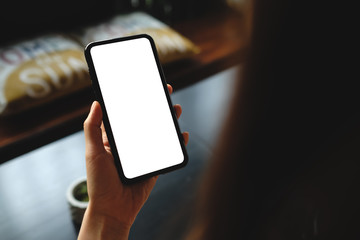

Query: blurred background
[0,0,248,239]
[0,0,231,45]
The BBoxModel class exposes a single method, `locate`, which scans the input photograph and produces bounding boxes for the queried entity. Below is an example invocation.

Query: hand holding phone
[84,34,188,184]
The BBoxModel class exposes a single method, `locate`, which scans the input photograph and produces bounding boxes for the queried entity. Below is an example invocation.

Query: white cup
[66,176,89,230]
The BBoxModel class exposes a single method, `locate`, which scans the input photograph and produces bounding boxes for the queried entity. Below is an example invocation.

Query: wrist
[78,202,131,240]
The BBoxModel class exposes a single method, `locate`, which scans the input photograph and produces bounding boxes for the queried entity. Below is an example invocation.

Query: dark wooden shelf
[0,8,247,163]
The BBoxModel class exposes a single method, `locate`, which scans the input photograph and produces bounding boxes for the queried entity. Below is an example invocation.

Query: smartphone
[84,34,188,184]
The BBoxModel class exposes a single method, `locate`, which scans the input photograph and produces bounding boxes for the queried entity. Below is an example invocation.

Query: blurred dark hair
[186,0,360,239]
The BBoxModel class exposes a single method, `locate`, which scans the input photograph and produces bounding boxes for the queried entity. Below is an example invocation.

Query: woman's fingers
[167,84,188,145]
[182,132,189,146]
[167,84,182,119]
[167,84,173,94]
[174,104,182,119]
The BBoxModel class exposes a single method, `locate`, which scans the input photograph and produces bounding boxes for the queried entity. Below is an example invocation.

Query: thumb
[84,101,105,159]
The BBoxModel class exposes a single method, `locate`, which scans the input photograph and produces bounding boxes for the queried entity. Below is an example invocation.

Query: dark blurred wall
[0,0,117,45]
[0,0,225,45]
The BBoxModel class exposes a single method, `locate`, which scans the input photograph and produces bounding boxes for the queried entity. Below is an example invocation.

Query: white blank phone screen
[90,37,185,179]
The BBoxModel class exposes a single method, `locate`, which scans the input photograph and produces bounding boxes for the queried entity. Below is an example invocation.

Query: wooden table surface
[0,8,247,163]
